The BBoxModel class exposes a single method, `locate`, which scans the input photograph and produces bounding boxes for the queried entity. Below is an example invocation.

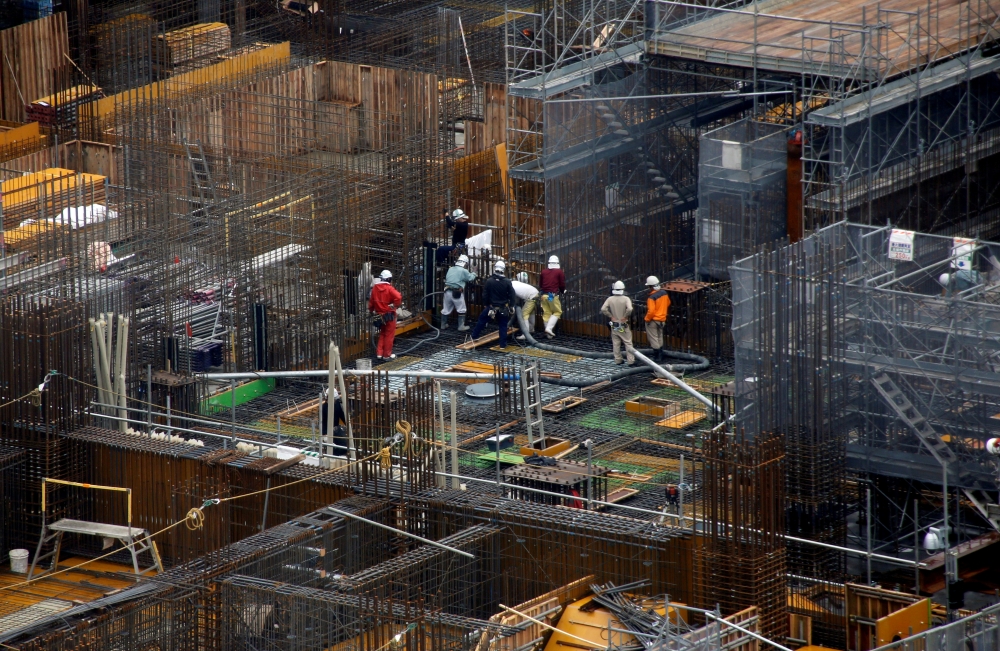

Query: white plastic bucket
[356,358,372,371]
[9,549,29,574]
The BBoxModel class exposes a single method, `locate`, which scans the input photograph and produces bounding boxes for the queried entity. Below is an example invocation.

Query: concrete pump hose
[513,308,709,373]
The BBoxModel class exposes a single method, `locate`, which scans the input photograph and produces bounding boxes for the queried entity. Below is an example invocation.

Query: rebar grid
[695,429,787,640]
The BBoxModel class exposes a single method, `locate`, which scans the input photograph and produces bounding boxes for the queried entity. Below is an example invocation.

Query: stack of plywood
[152,23,232,74]
[0,123,47,164]
[2,168,107,229]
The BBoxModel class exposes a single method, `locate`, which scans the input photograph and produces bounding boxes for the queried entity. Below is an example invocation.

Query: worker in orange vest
[644,276,671,362]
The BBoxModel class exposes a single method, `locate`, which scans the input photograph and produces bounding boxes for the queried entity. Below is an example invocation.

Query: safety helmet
[452,208,468,220]
[612,280,625,295]
[938,273,951,287]
[494,260,506,273]
[456,254,469,267]
[516,272,529,283]
[380,269,393,281]
[645,275,660,287]
[547,255,560,269]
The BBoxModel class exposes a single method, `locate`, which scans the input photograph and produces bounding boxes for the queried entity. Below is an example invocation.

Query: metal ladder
[521,363,545,448]
[182,138,219,221]
[872,373,1000,531]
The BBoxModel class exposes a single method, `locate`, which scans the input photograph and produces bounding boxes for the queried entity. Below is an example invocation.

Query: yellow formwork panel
[91,41,292,119]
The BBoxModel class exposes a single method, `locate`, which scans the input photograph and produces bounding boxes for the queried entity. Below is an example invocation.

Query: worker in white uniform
[600,280,636,365]
[512,271,540,341]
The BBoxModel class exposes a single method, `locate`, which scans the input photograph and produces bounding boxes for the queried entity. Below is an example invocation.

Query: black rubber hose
[537,364,656,387]
[512,308,709,372]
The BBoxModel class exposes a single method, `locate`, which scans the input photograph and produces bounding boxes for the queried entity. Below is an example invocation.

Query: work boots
[544,315,559,338]
[456,314,469,331]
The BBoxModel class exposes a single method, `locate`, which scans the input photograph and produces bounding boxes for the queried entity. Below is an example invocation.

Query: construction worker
[471,260,517,348]
[600,280,635,365]
[539,255,565,338]
[320,387,349,456]
[512,271,540,340]
[368,269,402,360]
[644,276,671,362]
[441,254,476,331]
[450,208,470,246]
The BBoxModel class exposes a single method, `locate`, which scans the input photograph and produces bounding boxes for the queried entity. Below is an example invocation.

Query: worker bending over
[441,254,476,331]
[320,387,349,456]
[644,276,671,362]
[512,271,540,341]
[369,269,402,361]
[539,255,566,338]
[471,260,517,348]
[600,281,636,365]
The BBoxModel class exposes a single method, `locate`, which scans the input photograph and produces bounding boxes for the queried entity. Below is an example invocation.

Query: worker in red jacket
[368,269,402,360]
[539,255,566,338]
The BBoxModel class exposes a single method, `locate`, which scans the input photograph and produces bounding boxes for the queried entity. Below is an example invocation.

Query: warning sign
[887,229,914,261]
[952,237,975,269]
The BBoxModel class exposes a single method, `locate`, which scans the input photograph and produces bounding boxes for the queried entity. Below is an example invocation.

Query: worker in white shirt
[512,271,540,341]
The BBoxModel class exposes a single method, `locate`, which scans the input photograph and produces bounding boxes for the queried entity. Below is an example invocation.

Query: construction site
[0,0,999,649]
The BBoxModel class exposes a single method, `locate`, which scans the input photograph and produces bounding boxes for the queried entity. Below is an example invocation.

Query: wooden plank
[542,396,587,414]
[606,470,653,482]
[606,487,640,504]
[455,328,517,350]
[263,454,307,475]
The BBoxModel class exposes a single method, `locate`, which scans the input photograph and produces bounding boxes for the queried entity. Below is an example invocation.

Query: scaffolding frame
[647,0,1000,242]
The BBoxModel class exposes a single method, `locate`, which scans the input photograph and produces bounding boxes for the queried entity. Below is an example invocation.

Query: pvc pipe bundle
[89,313,129,432]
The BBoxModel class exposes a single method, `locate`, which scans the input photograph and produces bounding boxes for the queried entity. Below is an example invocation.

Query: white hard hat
[938,273,951,286]
[452,208,468,220]
[612,280,625,295]
[494,260,506,272]
[380,269,393,280]
[456,254,469,267]
[645,275,660,287]
[547,255,560,269]
[516,272,528,283]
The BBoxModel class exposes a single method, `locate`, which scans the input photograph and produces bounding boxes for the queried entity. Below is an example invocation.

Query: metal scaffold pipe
[197,370,501,380]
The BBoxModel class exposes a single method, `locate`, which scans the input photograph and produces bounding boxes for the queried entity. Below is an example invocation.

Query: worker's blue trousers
[470,310,510,348]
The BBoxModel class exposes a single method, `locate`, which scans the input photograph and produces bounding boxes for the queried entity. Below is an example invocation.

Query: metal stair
[871,373,957,466]
[872,372,999,531]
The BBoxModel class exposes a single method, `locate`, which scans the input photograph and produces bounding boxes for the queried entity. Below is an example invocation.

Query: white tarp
[52,204,117,229]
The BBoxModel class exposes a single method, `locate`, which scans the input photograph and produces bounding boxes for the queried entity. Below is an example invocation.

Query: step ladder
[28,518,163,581]
[872,373,1000,531]
[521,363,545,448]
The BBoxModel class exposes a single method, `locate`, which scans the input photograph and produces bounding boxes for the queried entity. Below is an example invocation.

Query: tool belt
[609,321,628,333]
[487,305,511,320]
[448,287,463,299]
